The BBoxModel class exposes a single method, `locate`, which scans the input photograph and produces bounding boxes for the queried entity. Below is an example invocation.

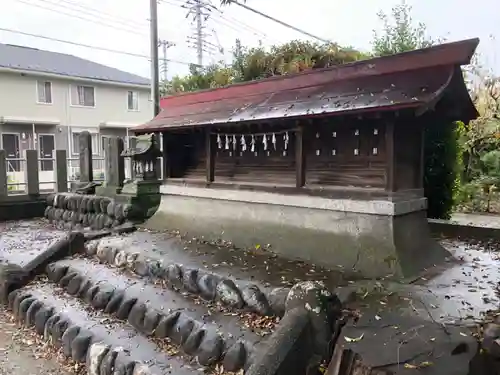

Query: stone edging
[86,238,290,317]
[7,289,155,375]
[46,262,253,372]
[429,218,500,241]
[45,193,136,231]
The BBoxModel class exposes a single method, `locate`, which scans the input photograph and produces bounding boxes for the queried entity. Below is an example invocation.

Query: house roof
[135,38,479,132]
[0,43,150,86]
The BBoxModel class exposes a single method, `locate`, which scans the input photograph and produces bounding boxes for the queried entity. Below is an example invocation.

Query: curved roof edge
[135,38,479,132]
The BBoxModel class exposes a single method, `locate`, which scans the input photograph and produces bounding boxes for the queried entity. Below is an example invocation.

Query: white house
[0,43,153,187]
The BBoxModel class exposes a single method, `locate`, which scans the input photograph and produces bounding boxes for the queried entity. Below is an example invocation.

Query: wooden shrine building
[135,38,479,279]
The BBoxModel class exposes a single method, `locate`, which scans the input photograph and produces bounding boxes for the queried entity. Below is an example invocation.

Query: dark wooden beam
[161,132,169,180]
[385,121,396,192]
[295,124,306,188]
[418,124,425,188]
[206,128,215,183]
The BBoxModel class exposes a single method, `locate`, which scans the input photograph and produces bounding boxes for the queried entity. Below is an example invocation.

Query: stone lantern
[118,133,162,221]
[121,133,162,181]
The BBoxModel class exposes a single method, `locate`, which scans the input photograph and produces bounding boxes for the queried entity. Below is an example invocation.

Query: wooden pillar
[54,149,68,193]
[295,125,306,188]
[161,131,169,180]
[418,125,425,189]
[385,121,396,192]
[24,149,39,196]
[206,128,215,183]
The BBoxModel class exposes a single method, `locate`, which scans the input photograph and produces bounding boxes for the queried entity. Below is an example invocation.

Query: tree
[161,63,234,95]
[372,1,434,56]
[454,55,500,212]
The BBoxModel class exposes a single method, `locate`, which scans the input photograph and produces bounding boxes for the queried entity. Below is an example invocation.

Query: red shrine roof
[135,38,479,132]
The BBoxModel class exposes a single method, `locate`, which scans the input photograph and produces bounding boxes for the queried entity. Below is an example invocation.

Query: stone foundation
[44,193,136,230]
[148,185,450,280]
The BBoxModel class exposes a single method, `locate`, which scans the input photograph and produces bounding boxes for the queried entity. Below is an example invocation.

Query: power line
[38,0,149,30]
[211,13,270,41]
[200,1,271,40]
[222,0,330,43]
[160,0,274,47]
[14,0,148,37]
[0,27,195,66]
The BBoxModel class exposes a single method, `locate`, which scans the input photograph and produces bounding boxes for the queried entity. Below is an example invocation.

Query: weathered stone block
[216,279,244,309]
[242,284,271,316]
[0,263,29,305]
[223,341,248,372]
[154,311,180,339]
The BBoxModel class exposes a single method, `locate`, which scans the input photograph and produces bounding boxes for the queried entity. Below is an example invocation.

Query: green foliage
[423,122,461,219]
[7,175,14,191]
[372,1,435,56]
[162,39,368,95]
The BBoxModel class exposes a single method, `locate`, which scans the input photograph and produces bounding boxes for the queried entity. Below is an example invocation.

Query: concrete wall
[148,185,449,279]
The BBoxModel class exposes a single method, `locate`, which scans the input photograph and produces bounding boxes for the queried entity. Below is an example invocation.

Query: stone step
[85,235,290,317]
[45,257,268,372]
[0,220,67,266]
[7,280,203,375]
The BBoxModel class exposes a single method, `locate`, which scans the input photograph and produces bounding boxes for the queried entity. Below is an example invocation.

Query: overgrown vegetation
[455,61,500,213]
[161,40,368,95]
[163,0,498,217]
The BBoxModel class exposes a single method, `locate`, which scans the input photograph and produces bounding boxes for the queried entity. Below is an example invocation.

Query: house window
[72,132,99,155]
[127,91,139,111]
[37,81,52,104]
[71,85,95,107]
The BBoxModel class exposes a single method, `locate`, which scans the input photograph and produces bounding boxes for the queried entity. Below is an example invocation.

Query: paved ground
[107,227,500,324]
[0,308,75,375]
[2,215,500,374]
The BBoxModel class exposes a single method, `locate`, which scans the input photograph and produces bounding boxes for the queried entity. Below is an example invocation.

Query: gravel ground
[0,308,74,375]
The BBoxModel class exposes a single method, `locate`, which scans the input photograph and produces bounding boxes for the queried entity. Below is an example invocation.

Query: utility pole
[149,0,160,117]
[195,0,203,66]
[159,40,175,81]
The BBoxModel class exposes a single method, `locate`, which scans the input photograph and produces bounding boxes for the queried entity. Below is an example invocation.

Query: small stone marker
[79,131,93,183]
[104,137,125,190]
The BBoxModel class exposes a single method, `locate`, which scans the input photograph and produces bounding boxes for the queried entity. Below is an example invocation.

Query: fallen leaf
[419,361,433,368]
[344,333,364,342]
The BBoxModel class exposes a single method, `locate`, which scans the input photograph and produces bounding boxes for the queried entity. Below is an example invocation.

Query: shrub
[424,121,461,219]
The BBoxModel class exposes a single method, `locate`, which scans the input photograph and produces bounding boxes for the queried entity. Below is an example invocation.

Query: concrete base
[0,195,47,221]
[146,185,450,280]
[117,180,161,221]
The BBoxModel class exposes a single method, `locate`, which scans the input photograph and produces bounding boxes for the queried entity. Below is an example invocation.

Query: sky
[0,0,498,80]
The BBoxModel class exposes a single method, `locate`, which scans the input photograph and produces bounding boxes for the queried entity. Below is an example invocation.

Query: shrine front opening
[135,38,479,280]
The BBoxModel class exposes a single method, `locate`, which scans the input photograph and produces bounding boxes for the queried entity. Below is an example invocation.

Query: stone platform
[1,218,499,375]
[149,185,449,280]
[0,219,340,375]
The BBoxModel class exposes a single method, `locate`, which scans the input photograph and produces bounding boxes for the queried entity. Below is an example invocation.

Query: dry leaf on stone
[404,361,433,369]
[344,333,364,342]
